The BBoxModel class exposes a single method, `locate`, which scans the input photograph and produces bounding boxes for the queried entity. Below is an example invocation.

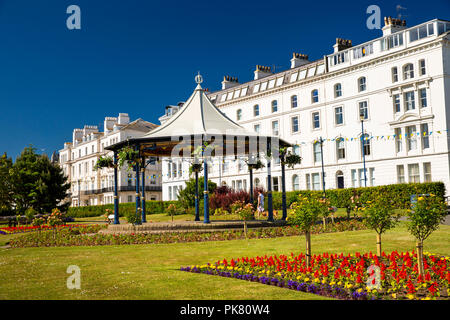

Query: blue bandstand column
[249,166,254,206]
[267,140,274,222]
[195,170,200,221]
[141,158,146,223]
[135,146,141,224]
[281,155,287,221]
[203,159,210,223]
[113,151,120,224]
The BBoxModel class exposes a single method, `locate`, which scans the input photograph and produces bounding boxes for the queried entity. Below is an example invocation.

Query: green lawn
[0,222,449,300]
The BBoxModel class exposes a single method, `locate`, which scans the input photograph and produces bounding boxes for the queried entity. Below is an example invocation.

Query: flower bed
[181,251,450,300]
[0,224,99,235]
[10,220,366,247]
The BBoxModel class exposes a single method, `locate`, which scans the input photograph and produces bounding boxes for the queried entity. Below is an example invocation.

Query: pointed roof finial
[195,71,203,84]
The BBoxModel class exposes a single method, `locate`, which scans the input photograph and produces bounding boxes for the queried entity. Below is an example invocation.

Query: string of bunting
[92,129,449,180]
[304,129,448,145]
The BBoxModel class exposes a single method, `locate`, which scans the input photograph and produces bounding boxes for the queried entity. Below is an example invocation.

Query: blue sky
[0,0,448,159]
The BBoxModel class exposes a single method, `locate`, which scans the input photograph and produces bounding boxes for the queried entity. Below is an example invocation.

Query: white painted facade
[59,114,162,206]
[161,18,450,200]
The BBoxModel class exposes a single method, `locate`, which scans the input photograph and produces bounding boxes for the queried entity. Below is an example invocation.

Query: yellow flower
[329,281,336,286]
[314,278,320,283]
[391,293,397,299]
[337,281,342,286]
[407,294,415,300]
[357,288,363,293]
[297,275,302,280]
[372,289,377,294]
[304,277,310,282]
[322,279,327,284]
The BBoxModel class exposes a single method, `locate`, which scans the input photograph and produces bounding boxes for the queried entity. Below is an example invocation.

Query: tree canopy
[3,146,71,215]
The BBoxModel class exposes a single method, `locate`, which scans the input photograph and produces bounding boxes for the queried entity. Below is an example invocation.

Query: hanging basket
[118,146,140,169]
[284,153,302,169]
[189,162,203,176]
[94,156,114,170]
[247,159,265,170]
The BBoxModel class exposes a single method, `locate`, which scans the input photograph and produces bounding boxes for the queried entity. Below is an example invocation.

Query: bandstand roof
[106,75,291,157]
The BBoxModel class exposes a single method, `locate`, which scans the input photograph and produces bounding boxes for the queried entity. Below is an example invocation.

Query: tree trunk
[416,240,425,277]
[305,231,311,267]
[322,217,327,230]
[331,213,335,224]
[376,233,382,257]
[243,220,248,239]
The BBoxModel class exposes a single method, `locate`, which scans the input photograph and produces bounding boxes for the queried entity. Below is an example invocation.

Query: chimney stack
[333,38,352,53]
[382,16,407,36]
[104,117,117,134]
[254,65,273,80]
[221,76,239,90]
[118,113,130,125]
[290,53,309,68]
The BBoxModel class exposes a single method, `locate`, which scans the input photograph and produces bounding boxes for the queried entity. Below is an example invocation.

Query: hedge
[67,200,180,218]
[267,182,446,210]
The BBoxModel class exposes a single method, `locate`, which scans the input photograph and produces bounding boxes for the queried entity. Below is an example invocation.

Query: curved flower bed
[0,224,99,235]
[10,220,366,247]
[181,251,450,300]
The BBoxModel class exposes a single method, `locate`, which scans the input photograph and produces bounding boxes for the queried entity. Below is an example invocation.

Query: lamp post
[360,111,367,187]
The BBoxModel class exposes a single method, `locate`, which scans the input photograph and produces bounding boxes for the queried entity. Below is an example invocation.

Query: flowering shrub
[181,250,450,300]
[47,208,64,227]
[235,203,255,221]
[230,200,245,215]
[1,224,97,235]
[214,208,229,216]
[10,220,366,247]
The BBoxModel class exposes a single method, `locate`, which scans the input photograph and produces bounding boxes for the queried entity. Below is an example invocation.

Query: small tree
[25,207,37,225]
[235,203,254,239]
[287,194,322,266]
[167,203,177,223]
[125,210,142,225]
[361,197,399,257]
[177,177,217,209]
[406,194,447,276]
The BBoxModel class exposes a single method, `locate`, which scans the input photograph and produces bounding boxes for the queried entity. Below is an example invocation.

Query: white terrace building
[161,18,450,200]
[59,113,162,207]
